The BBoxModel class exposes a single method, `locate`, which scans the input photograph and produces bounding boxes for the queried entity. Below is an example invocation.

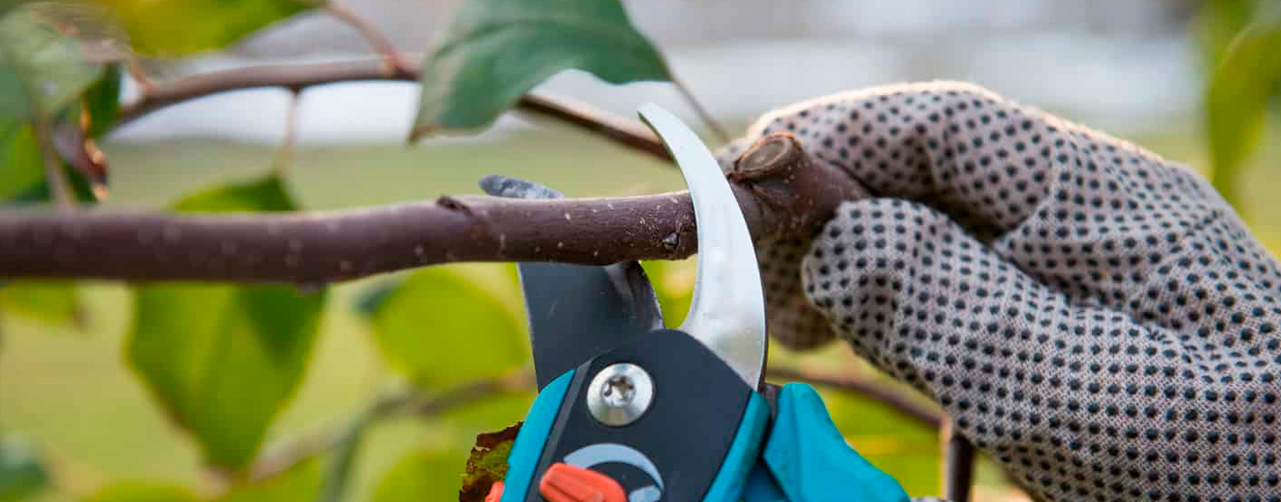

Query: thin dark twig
[32,121,73,210]
[941,418,977,502]
[247,370,532,483]
[669,75,729,144]
[112,58,671,162]
[766,366,942,429]
[517,94,667,160]
[272,91,300,176]
[324,2,413,74]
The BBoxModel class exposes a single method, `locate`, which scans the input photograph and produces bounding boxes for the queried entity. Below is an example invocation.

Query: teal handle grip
[500,369,575,502]
[748,383,911,502]
[702,391,771,502]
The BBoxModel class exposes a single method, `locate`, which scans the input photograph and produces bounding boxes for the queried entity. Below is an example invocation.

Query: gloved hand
[717,81,1281,502]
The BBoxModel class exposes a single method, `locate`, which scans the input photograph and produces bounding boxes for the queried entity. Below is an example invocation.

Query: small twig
[517,94,666,159]
[272,91,300,175]
[112,58,670,162]
[669,75,729,144]
[125,56,155,96]
[941,418,976,502]
[766,366,942,429]
[247,370,532,483]
[32,121,74,210]
[51,120,108,201]
[324,2,411,75]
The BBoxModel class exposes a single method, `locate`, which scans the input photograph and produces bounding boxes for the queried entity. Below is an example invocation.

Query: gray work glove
[717,81,1281,502]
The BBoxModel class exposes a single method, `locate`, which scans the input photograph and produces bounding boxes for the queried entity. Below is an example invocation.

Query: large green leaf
[0,435,47,502]
[360,268,527,388]
[171,175,294,213]
[82,485,199,502]
[0,4,106,129]
[218,460,320,502]
[83,63,121,139]
[411,0,670,138]
[1206,11,1281,207]
[0,4,120,206]
[127,175,328,469]
[1198,0,1259,66]
[640,259,694,329]
[369,449,466,502]
[92,0,313,56]
[0,124,42,202]
[0,281,81,326]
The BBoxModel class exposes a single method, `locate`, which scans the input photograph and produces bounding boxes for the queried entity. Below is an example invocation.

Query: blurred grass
[2,120,1279,502]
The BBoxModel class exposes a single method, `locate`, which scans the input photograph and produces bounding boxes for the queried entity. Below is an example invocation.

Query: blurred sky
[112,0,1206,145]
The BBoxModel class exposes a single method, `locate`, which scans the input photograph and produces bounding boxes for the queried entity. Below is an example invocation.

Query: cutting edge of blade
[636,103,767,389]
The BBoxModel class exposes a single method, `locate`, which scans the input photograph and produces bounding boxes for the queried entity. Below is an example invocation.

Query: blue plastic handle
[702,391,771,501]
[744,384,911,502]
[500,370,575,502]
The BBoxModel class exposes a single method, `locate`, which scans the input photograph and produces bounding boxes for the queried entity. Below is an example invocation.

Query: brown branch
[247,370,532,483]
[766,366,942,429]
[324,2,412,74]
[0,133,864,283]
[113,58,670,162]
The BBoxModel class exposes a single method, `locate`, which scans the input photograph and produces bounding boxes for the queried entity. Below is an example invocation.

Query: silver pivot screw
[586,363,654,427]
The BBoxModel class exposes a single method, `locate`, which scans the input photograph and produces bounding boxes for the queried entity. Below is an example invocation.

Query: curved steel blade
[637,104,767,389]
[481,175,664,390]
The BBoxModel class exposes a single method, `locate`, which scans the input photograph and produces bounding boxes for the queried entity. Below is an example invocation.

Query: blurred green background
[2,1,1281,502]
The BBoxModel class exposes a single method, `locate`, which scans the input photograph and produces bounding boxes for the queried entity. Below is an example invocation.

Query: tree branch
[766,366,942,429]
[1,134,865,283]
[113,58,670,161]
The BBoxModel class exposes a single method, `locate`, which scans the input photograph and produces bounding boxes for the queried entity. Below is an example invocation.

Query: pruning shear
[482,105,911,502]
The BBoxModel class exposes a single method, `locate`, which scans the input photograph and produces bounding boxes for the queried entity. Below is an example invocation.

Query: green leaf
[361,268,527,388]
[127,175,328,469]
[1206,11,1281,207]
[411,0,670,138]
[0,281,81,326]
[0,6,120,205]
[171,175,295,213]
[369,449,466,502]
[1198,0,1259,66]
[0,4,106,128]
[0,435,48,502]
[0,124,42,202]
[95,0,313,56]
[82,484,199,502]
[640,259,694,329]
[217,459,320,502]
[83,64,121,139]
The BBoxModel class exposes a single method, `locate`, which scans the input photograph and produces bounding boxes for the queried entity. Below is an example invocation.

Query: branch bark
[113,57,669,161]
[0,134,864,283]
